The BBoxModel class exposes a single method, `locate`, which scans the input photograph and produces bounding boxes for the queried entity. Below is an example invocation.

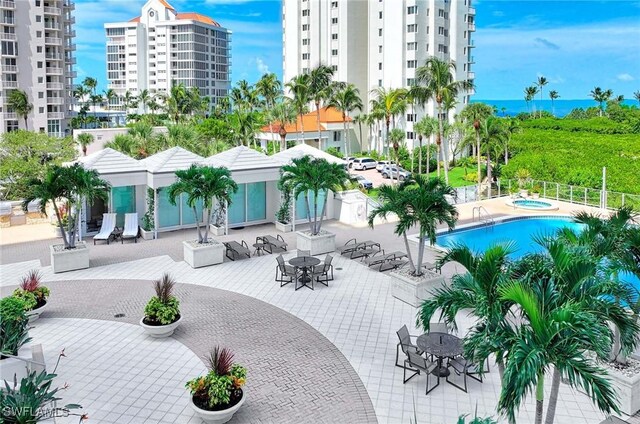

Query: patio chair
[121,213,139,243]
[275,254,298,287]
[403,350,440,395]
[93,213,117,245]
[337,238,359,256]
[308,255,334,287]
[446,355,484,393]
[395,324,423,369]
[297,249,310,257]
[428,322,449,334]
[261,235,288,254]
[224,240,251,261]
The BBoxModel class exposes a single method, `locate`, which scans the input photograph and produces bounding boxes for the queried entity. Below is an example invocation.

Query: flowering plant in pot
[12,270,50,322]
[139,273,181,338]
[186,346,247,424]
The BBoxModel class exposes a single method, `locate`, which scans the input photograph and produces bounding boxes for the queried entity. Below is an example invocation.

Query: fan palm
[308,65,334,150]
[633,90,640,106]
[279,156,350,235]
[286,74,311,144]
[7,90,33,130]
[103,88,116,124]
[328,82,363,159]
[368,175,458,276]
[167,165,238,243]
[503,118,521,165]
[413,116,438,175]
[76,133,94,156]
[352,114,367,152]
[123,90,137,114]
[460,103,494,197]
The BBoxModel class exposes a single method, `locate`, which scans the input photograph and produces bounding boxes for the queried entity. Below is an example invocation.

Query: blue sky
[75,0,640,100]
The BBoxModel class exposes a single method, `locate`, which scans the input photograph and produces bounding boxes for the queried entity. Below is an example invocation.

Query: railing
[45,37,62,44]
[45,52,62,60]
[47,112,65,119]
[46,66,63,74]
[47,97,65,104]
[0,1,16,8]
[3,112,17,119]
[472,206,494,225]
[44,6,61,14]
[468,23,476,31]
[0,32,16,40]
[2,80,17,88]
[1,64,16,72]
[46,81,64,89]
[44,22,60,30]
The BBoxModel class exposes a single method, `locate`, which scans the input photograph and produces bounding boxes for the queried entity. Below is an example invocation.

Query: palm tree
[123,90,136,114]
[503,118,521,165]
[167,165,238,243]
[589,87,613,116]
[308,65,334,150]
[105,134,136,157]
[353,114,368,152]
[481,117,508,197]
[535,76,548,118]
[286,74,311,144]
[388,128,405,170]
[524,85,538,115]
[271,98,297,152]
[89,94,103,120]
[279,156,350,235]
[328,82,363,159]
[368,175,458,276]
[460,103,494,197]
[76,133,94,156]
[419,242,516,381]
[370,87,407,170]
[633,90,640,106]
[7,90,33,130]
[103,88,116,125]
[416,57,473,184]
[22,164,110,249]
[413,116,438,175]
[138,89,150,114]
[548,90,560,116]
[256,72,282,151]
[82,77,97,97]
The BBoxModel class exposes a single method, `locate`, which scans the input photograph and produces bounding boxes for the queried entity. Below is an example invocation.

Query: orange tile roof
[261,107,351,134]
[176,12,220,27]
[130,16,140,22]
[159,0,175,10]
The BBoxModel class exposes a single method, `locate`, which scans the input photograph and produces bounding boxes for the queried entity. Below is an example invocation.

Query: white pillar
[292,191,296,233]
[153,188,158,240]
[224,201,228,236]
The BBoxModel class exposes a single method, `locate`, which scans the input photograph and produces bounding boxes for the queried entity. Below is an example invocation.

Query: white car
[376,160,396,172]
[354,174,373,189]
[381,165,411,181]
[351,157,377,170]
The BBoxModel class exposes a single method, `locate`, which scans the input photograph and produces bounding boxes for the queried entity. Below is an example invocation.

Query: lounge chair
[121,213,139,243]
[224,240,251,261]
[260,235,288,254]
[337,238,359,255]
[93,213,117,245]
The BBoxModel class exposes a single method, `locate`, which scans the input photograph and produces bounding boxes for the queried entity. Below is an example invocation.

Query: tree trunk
[304,192,312,229]
[476,130,482,198]
[544,367,561,424]
[358,121,363,152]
[504,140,509,165]
[438,103,450,184]
[486,151,492,198]
[52,199,70,249]
[312,192,318,234]
[436,137,441,178]
[343,115,350,162]
[415,230,425,276]
[24,117,28,131]
[426,135,431,176]
[300,113,306,145]
[316,102,322,150]
[193,206,202,243]
[402,233,417,273]
[418,135,423,175]
[317,191,329,233]
[535,372,545,424]
[203,206,211,243]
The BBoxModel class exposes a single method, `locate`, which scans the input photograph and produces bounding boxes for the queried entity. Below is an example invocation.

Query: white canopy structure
[272,143,346,166]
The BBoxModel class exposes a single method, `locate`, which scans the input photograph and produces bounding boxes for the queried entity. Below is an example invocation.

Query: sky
[74,0,640,100]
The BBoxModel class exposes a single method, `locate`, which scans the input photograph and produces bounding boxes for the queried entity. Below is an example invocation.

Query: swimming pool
[506,199,559,211]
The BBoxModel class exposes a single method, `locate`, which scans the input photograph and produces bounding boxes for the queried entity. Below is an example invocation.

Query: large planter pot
[209,224,226,237]
[296,230,336,255]
[389,268,446,308]
[607,365,640,415]
[183,240,224,268]
[140,228,155,240]
[190,390,246,424]
[1,345,33,384]
[139,315,182,338]
[27,301,48,323]
[53,226,63,237]
[50,242,89,274]
[275,221,292,233]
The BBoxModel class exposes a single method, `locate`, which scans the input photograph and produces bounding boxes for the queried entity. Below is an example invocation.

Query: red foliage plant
[20,270,42,292]
[206,346,234,376]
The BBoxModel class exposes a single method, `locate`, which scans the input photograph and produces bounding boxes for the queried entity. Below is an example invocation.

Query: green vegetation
[143,274,181,326]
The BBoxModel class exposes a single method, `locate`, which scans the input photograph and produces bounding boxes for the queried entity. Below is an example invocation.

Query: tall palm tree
[481,117,508,197]
[416,57,473,184]
[271,98,297,152]
[503,118,521,165]
[138,89,150,114]
[440,91,459,181]
[255,72,282,151]
[123,90,136,115]
[413,116,438,175]
[103,88,116,125]
[460,103,494,197]
[7,90,33,130]
[279,156,350,235]
[388,128,405,170]
[633,90,640,106]
[589,87,613,116]
[328,82,363,159]
[524,85,538,115]
[308,65,334,150]
[76,133,94,156]
[548,90,560,117]
[370,87,407,170]
[167,165,238,243]
[352,113,368,153]
[286,74,311,144]
[368,175,458,276]
[82,77,97,97]
[535,76,548,118]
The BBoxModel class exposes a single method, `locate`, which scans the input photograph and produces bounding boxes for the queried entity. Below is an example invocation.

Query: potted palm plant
[368,176,457,307]
[167,165,238,268]
[186,346,247,424]
[0,296,33,383]
[274,179,293,233]
[23,164,110,273]
[140,273,182,338]
[12,270,50,322]
[280,156,350,255]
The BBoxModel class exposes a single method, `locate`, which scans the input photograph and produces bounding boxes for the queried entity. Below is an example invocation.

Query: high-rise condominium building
[0,0,76,136]
[105,0,231,112]
[283,0,476,150]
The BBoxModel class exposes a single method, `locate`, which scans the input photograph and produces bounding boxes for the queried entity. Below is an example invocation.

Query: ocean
[472,99,638,118]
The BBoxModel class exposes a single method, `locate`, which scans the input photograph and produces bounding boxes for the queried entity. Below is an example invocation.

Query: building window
[407,6,417,14]
[302,38,309,45]
[407,78,415,86]
[378,28,382,36]
[379,11,382,19]
[36,15,41,22]
[302,53,310,60]
[331,49,338,56]
[407,60,417,68]
[407,113,417,122]
[331,65,337,71]
[302,24,309,31]
[378,79,382,87]
[378,45,382,53]
[38,77,43,83]
[331,33,338,40]
[39,107,44,113]
[331,17,338,24]
[331,1,338,7]
[36,31,42,38]
[302,9,309,16]
[37,61,42,68]
[38,92,44,98]
[407,42,417,51]
[438,27,449,36]
[333,131,341,141]
[378,63,382,70]
[407,24,417,33]
[407,131,415,139]
[438,44,448,53]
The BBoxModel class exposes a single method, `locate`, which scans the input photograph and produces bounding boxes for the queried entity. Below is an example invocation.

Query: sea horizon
[472,99,638,117]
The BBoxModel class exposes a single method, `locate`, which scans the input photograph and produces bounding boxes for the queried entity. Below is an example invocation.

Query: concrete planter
[139,315,182,338]
[27,301,48,323]
[190,391,245,424]
[209,224,226,237]
[296,231,336,255]
[140,229,155,240]
[1,346,33,384]
[183,240,224,268]
[53,226,63,238]
[275,221,293,233]
[389,269,446,308]
[607,367,640,415]
[50,242,89,274]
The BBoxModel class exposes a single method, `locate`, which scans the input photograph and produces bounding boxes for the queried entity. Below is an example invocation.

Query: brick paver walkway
[21,279,377,424]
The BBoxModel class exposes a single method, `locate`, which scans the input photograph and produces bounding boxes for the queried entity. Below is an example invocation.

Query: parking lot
[348,164,399,188]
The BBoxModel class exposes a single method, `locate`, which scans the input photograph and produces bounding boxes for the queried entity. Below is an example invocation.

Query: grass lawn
[425,165,482,188]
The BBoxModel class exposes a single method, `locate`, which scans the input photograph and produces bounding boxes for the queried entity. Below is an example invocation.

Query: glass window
[158,188,180,228]
[228,183,246,225]
[246,182,266,222]
[180,194,203,225]
[111,186,136,227]
[296,190,327,220]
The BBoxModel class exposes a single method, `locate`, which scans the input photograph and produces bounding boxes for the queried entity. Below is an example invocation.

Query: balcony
[65,30,76,38]
[0,32,16,40]
[4,112,17,119]
[45,52,63,60]
[469,55,475,64]
[63,0,74,10]
[65,56,76,64]
[45,37,62,45]
[68,70,76,78]
[47,81,64,90]
[2,80,17,88]
[67,15,75,24]
[46,66,64,75]
[0,0,15,8]
[65,43,76,51]
[44,22,60,30]
[469,7,476,15]
[1,65,16,72]
[47,97,65,105]
[47,112,65,119]
[44,6,61,15]
[1,17,14,25]
[468,39,475,48]
[468,71,475,80]
[468,23,476,31]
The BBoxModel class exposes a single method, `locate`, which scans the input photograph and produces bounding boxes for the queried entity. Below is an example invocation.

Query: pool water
[513,200,553,208]
[435,216,640,291]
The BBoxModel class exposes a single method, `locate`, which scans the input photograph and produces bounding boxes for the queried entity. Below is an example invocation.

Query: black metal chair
[403,350,440,395]
[395,324,423,368]
[297,249,311,257]
[446,356,484,392]
[308,255,334,287]
[275,254,298,287]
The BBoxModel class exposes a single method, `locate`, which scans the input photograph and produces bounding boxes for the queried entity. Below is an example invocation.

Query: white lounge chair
[121,213,139,243]
[93,213,117,245]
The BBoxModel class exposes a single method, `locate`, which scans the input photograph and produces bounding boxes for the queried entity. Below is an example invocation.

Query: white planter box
[50,242,89,274]
[296,231,336,255]
[140,229,155,240]
[1,346,33,384]
[139,315,182,338]
[190,391,245,424]
[53,227,63,238]
[275,221,292,233]
[389,269,446,308]
[608,367,640,415]
[27,301,48,323]
[209,224,226,236]
[183,240,224,268]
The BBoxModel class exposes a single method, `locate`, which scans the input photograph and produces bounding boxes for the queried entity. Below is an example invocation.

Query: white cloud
[256,58,269,74]
[617,73,635,81]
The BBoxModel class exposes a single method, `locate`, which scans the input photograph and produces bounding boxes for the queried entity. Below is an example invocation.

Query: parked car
[381,165,411,181]
[376,160,396,172]
[345,157,357,168]
[354,174,373,189]
[351,157,377,171]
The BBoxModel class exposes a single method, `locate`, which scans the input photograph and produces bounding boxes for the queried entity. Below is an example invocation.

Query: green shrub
[325,147,344,159]
[11,290,37,311]
[464,172,478,182]
[143,274,180,325]
[0,296,30,357]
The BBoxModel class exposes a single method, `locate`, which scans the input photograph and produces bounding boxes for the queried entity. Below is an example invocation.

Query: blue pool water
[513,200,553,209]
[435,216,640,291]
